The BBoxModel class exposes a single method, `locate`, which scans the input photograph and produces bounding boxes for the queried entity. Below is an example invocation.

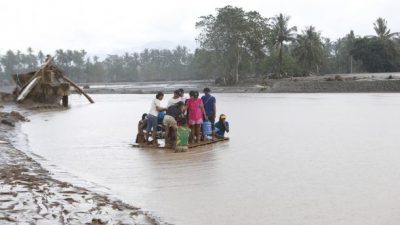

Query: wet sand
[0,107,160,225]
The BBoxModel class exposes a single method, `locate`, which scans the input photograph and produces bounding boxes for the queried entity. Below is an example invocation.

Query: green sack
[176,126,191,146]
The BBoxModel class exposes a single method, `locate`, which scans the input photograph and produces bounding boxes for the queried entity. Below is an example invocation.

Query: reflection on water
[21,93,400,225]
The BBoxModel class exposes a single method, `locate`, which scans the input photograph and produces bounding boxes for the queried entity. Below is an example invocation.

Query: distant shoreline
[2,72,400,97]
[80,72,400,94]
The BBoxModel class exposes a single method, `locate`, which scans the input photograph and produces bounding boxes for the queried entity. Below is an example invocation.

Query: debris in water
[12,55,94,107]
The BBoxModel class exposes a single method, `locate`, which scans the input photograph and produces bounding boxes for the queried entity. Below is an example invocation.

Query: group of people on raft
[136,88,229,150]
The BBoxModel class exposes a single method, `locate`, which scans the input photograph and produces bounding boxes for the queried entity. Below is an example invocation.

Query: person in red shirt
[186,91,207,143]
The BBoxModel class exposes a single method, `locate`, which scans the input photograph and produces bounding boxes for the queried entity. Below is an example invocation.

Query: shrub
[325,77,335,81]
[334,75,344,81]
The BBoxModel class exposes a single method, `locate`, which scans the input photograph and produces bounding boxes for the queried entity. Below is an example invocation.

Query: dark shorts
[146,114,158,133]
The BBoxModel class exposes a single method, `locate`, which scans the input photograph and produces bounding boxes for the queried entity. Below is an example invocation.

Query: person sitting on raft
[135,113,148,144]
[146,92,167,145]
[163,101,186,148]
[215,114,229,139]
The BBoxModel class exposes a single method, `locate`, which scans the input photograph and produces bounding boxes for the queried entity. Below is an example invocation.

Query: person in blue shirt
[215,114,229,138]
[201,87,216,137]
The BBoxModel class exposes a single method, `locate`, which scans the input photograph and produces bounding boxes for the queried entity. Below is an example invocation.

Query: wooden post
[62,96,69,107]
[60,75,94,104]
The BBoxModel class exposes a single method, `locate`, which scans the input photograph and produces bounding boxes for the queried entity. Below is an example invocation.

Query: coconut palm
[294,26,324,75]
[345,30,356,73]
[373,18,398,39]
[271,13,297,76]
[37,51,45,64]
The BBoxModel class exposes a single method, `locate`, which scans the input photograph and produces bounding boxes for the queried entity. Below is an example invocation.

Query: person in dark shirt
[215,114,229,138]
[201,87,216,139]
[163,101,186,148]
[136,113,147,144]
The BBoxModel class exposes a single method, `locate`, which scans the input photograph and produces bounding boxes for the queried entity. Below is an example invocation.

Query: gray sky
[0,0,398,56]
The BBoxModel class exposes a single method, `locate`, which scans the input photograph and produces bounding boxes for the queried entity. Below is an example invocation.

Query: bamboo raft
[132,137,229,150]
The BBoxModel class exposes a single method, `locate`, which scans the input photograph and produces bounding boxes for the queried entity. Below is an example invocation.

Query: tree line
[0,46,193,85]
[0,5,399,85]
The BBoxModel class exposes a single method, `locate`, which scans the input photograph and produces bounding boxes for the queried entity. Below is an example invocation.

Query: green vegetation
[293,26,324,75]
[270,13,297,77]
[196,6,268,84]
[0,6,399,85]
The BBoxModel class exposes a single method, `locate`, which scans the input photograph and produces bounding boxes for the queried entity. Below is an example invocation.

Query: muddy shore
[0,107,161,225]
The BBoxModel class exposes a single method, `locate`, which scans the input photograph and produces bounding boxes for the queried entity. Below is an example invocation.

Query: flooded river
[19,93,400,225]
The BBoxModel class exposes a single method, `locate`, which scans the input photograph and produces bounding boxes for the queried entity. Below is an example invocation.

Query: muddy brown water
[17,93,400,225]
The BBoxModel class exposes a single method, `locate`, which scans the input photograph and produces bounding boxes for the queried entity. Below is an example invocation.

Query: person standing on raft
[146,92,167,145]
[178,88,188,103]
[201,87,216,139]
[168,90,181,107]
[186,91,207,143]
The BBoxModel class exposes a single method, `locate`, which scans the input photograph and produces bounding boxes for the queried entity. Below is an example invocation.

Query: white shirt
[149,99,161,116]
[180,96,188,103]
[167,97,181,107]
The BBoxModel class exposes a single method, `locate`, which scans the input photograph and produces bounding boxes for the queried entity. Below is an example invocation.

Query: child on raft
[215,114,229,139]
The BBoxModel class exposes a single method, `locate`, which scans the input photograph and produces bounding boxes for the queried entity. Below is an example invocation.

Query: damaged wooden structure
[12,56,94,106]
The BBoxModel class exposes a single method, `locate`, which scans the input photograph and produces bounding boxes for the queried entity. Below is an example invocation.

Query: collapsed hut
[12,56,94,106]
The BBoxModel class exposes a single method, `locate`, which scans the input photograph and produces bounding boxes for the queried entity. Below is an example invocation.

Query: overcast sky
[0,0,398,56]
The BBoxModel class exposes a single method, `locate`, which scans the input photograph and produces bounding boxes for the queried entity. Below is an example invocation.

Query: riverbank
[0,106,159,225]
[80,72,400,94]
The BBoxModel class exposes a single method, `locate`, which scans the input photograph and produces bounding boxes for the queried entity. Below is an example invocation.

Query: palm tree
[294,26,324,75]
[344,30,356,73]
[37,51,45,64]
[271,13,297,76]
[373,18,398,39]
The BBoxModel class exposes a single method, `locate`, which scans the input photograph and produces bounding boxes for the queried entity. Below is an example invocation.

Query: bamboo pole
[18,57,53,94]
[60,75,94,104]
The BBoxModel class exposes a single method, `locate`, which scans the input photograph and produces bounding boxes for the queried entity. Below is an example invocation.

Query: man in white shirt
[178,88,188,103]
[146,92,167,145]
[167,90,182,107]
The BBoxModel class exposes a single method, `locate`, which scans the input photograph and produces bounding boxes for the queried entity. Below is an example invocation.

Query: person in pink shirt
[186,91,207,143]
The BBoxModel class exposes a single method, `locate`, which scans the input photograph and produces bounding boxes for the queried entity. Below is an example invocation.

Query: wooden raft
[132,137,229,150]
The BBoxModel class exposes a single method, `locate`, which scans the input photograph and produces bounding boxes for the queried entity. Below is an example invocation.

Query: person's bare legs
[201,124,205,141]
[145,132,150,143]
[164,126,169,146]
[171,127,177,149]
[152,132,158,145]
[195,124,201,143]
[212,131,216,141]
[152,124,159,146]
[189,125,195,144]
